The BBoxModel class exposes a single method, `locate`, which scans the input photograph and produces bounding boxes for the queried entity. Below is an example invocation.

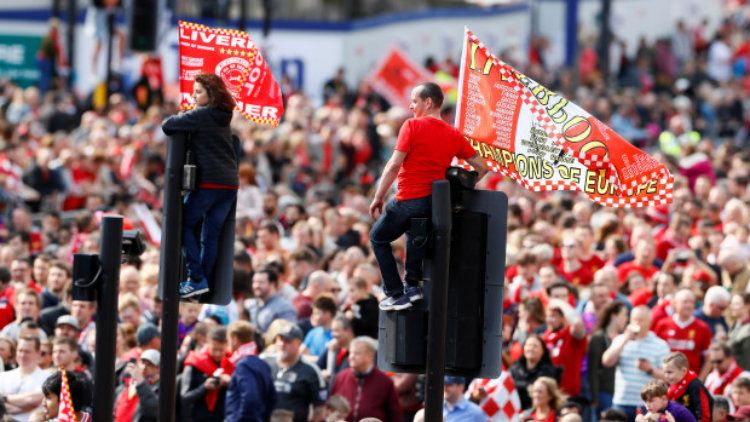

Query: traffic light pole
[92,216,123,422]
[424,180,451,422]
[158,133,186,422]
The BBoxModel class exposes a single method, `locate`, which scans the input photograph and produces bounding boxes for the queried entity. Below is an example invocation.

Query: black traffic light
[128,0,158,52]
[378,167,507,380]
[73,230,146,301]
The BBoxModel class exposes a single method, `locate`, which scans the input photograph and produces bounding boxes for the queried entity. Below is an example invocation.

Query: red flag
[369,48,435,109]
[58,368,77,422]
[455,28,674,208]
[178,21,283,127]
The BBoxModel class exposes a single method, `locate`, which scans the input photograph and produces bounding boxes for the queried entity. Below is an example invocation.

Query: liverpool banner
[178,21,283,127]
[456,28,673,208]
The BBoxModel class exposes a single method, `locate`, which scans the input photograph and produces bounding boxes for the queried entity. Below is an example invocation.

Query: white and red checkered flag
[465,369,521,422]
[455,27,673,208]
[58,368,77,422]
[178,21,284,127]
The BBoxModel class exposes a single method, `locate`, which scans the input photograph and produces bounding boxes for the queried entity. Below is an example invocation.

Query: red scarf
[714,361,744,395]
[220,342,258,375]
[185,347,229,412]
[668,370,698,400]
[114,379,139,422]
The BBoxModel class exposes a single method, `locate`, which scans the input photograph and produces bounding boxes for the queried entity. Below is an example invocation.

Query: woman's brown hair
[194,73,236,112]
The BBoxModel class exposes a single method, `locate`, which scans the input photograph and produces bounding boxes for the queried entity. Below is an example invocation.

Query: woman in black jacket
[162,73,238,298]
[587,301,628,416]
[510,334,560,410]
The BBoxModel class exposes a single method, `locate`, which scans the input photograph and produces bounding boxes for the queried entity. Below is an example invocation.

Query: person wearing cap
[264,323,326,422]
[331,336,402,422]
[443,375,485,421]
[113,349,160,422]
[119,322,161,364]
[54,314,80,339]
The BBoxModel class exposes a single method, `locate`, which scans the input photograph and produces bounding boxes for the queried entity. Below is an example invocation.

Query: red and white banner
[58,368,77,422]
[178,21,283,127]
[465,370,521,422]
[456,28,673,208]
[369,48,435,109]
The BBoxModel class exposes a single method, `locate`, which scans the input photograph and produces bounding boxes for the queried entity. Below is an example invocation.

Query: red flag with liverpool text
[178,21,283,127]
[455,28,673,208]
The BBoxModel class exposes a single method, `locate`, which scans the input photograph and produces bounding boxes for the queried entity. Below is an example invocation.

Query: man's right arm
[602,334,630,367]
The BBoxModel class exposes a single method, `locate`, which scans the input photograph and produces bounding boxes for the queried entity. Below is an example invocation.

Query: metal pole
[424,180,451,422]
[66,0,76,89]
[92,216,123,422]
[52,0,61,19]
[564,0,579,68]
[158,132,186,422]
[599,0,612,82]
[105,11,115,107]
[239,0,247,32]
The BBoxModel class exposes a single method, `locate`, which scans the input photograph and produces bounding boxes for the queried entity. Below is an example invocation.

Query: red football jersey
[557,262,594,286]
[543,325,588,397]
[617,261,659,284]
[654,316,712,372]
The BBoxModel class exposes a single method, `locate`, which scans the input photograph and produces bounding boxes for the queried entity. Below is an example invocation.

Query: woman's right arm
[162,108,203,135]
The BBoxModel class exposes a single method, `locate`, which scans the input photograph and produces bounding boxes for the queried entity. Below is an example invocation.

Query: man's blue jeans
[183,188,237,282]
[370,196,431,297]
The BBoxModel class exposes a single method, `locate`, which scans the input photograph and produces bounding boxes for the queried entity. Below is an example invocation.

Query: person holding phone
[113,350,160,422]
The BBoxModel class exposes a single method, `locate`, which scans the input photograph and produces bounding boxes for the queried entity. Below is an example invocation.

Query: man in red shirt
[654,289,712,373]
[557,237,593,287]
[655,213,692,261]
[542,299,587,398]
[617,239,659,284]
[369,82,488,311]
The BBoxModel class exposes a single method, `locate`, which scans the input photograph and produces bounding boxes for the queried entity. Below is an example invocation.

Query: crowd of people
[1,3,750,422]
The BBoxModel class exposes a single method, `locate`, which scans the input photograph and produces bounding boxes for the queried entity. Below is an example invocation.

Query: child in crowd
[325,394,351,422]
[731,378,750,408]
[637,379,696,422]
[662,352,713,422]
[712,396,730,422]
